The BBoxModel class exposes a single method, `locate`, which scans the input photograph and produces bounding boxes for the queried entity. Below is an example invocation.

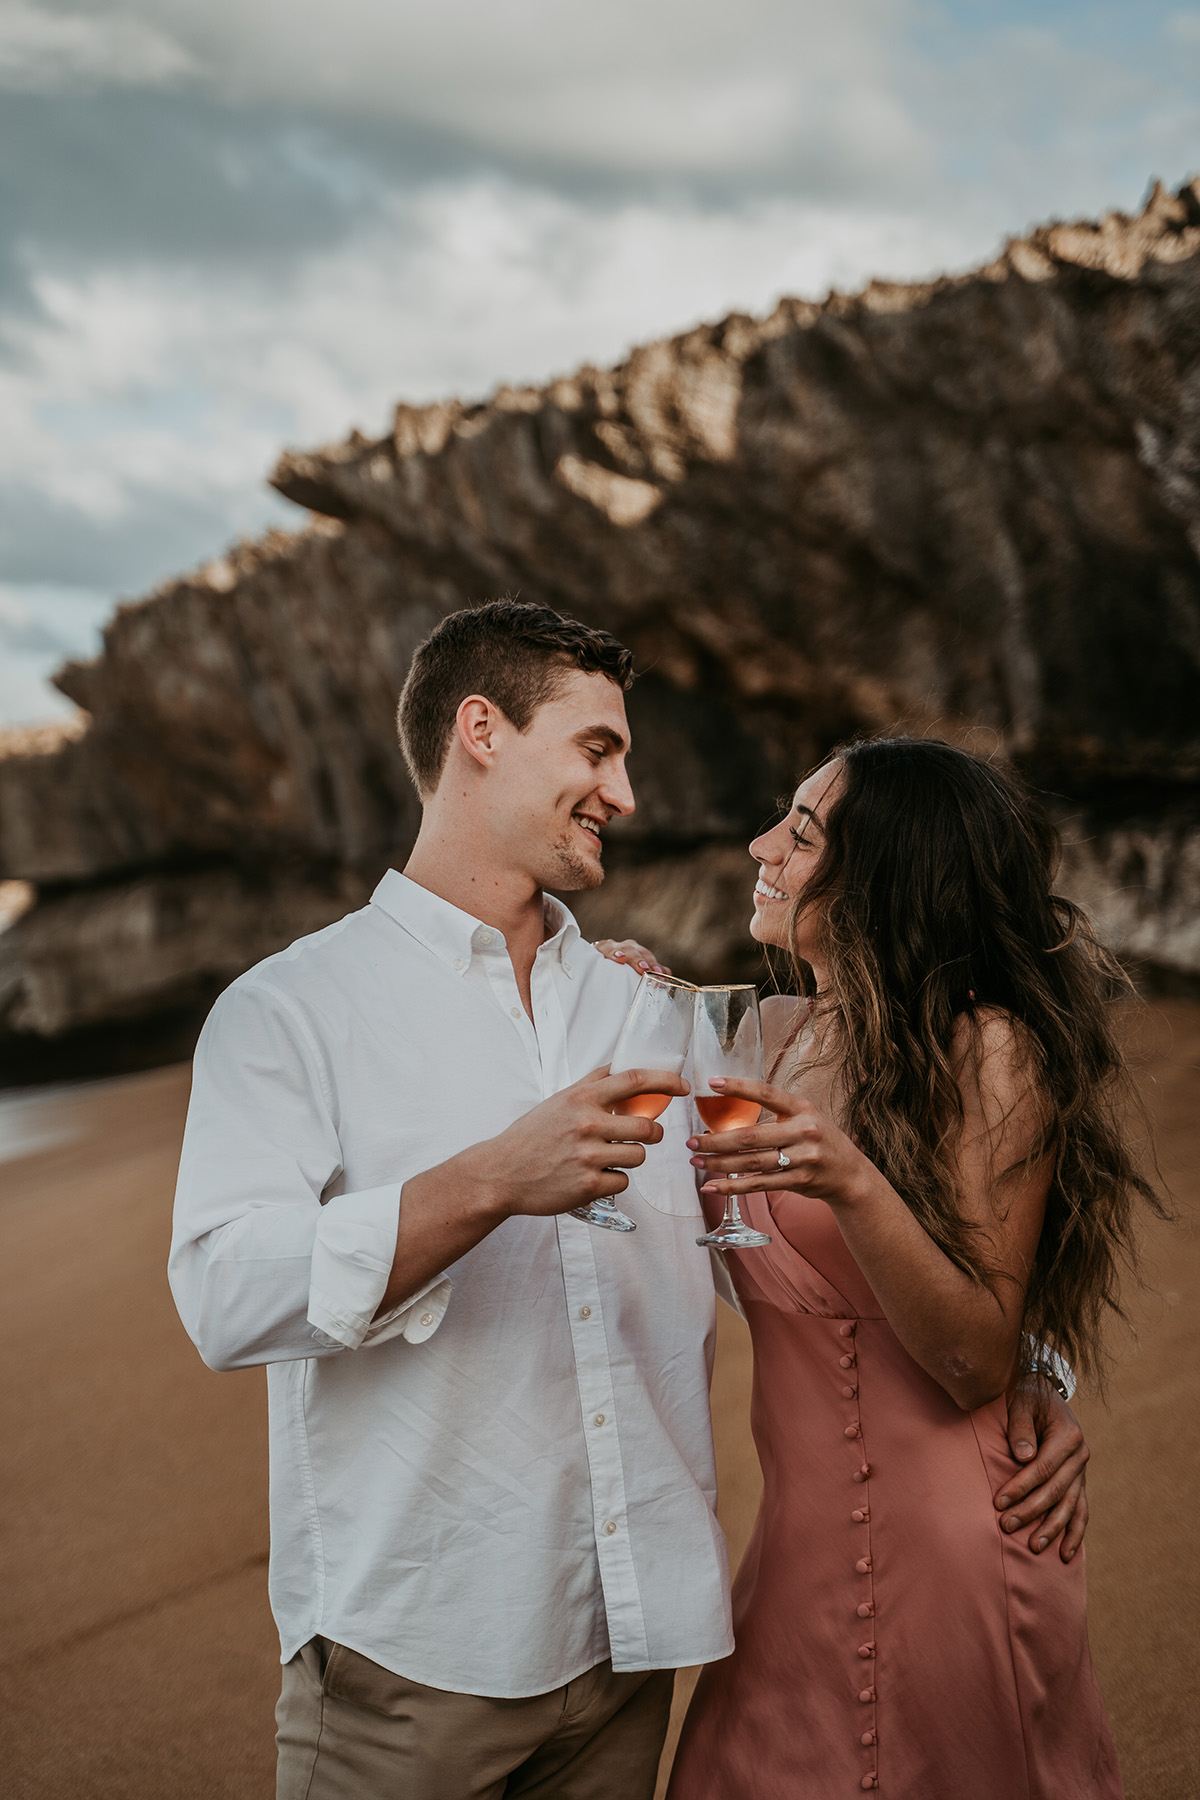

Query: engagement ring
[776,1150,792,1170]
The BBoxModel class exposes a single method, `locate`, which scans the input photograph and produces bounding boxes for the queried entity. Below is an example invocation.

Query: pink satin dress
[668,1189,1122,1800]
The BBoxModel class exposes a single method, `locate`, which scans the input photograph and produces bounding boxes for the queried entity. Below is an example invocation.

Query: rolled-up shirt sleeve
[169,976,451,1371]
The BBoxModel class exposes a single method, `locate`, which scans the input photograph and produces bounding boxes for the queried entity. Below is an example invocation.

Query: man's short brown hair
[397,599,635,796]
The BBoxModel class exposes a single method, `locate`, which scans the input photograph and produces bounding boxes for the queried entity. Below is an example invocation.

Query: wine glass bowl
[692,984,772,1250]
[612,1091,680,1122]
[694,1092,763,1133]
[570,972,697,1232]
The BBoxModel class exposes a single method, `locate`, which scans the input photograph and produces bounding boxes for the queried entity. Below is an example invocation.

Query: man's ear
[455,695,500,771]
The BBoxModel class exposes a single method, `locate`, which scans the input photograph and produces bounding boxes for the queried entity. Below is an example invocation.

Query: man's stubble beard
[541,832,605,894]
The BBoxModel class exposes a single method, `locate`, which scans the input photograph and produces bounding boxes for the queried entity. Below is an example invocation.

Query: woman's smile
[753,875,789,907]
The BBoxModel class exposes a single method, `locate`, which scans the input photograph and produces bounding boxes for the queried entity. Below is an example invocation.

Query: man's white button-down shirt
[169,870,733,1697]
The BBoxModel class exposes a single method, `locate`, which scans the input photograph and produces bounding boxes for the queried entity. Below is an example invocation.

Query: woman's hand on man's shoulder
[592,939,672,976]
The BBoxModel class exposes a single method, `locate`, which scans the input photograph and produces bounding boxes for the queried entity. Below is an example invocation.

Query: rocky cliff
[3,180,1200,1078]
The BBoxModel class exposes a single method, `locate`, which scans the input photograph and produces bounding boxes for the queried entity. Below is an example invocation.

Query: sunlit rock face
[2,180,1200,1072]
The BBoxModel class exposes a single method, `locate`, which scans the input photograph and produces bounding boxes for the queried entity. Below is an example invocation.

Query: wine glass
[570,972,697,1232]
[693,984,772,1249]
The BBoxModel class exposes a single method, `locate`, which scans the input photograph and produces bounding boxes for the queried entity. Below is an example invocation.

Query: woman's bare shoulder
[951,1006,1046,1141]
[951,1005,1031,1075]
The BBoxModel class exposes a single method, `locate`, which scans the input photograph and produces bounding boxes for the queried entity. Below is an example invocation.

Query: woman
[605,738,1162,1799]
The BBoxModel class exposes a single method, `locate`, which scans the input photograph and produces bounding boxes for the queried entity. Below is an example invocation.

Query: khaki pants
[276,1638,675,1800]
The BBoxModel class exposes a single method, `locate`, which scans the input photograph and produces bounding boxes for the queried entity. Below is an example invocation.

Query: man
[170,600,1088,1799]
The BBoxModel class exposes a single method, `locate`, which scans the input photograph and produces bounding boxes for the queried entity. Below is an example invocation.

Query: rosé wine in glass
[694,1093,762,1133]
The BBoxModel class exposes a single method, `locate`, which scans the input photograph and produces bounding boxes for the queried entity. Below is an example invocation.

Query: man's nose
[600,760,636,818]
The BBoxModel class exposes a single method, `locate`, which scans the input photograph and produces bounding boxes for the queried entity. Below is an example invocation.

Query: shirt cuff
[307,1183,452,1351]
[362,1275,453,1347]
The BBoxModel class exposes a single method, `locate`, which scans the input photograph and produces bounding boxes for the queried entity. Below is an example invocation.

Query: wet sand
[2,1003,1197,1799]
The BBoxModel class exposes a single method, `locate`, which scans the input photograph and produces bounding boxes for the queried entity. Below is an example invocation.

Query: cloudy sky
[1,0,1197,723]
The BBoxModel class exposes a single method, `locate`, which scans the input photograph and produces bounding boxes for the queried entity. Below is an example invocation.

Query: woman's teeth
[755,877,787,901]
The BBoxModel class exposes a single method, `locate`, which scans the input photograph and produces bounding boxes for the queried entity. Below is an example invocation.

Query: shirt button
[839,1355,855,1369]
[453,958,466,972]
[603,1520,618,1535]
[844,1424,861,1439]
[593,1413,606,1427]
[510,1005,522,1018]
[857,1602,875,1618]
[579,1306,592,1319]
[419,1312,434,1326]
[839,1322,856,1338]
[562,961,572,977]
[856,1558,872,1575]
[842,1385,857,1399]
[858,1687,875,1704]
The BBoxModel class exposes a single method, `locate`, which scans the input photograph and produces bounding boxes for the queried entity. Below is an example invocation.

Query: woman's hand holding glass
[689,1078,874,1209]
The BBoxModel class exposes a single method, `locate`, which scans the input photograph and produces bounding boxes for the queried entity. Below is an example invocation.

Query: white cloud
[1166,9,1200,46]
[0,1,191,92]
[21,0,928,185]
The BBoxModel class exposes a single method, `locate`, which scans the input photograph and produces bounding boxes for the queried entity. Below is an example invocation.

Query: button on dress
[668,1190,1123,1799]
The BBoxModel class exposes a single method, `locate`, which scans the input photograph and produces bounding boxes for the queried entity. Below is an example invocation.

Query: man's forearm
[373,1065,684,1318]
[375,1146,511,1316]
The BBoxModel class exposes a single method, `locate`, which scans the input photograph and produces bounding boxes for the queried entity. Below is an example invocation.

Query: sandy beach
[2,1001,1197,1800]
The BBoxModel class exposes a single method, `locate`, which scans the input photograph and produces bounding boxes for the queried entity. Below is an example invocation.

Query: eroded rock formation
[3,180,1200,1075]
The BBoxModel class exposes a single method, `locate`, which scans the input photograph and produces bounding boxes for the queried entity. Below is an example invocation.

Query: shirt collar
[370,869,582,975]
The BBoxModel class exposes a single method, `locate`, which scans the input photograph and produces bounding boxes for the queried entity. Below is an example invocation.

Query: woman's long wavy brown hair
[779,736,1165,1386]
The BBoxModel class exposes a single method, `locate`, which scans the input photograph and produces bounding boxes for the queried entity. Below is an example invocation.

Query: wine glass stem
[723,1195,747,1230]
